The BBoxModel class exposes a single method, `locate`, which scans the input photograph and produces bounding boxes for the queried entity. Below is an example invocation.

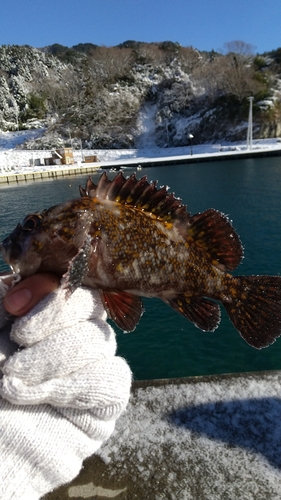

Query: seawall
[0,165,101,184]
[1,144,281,184]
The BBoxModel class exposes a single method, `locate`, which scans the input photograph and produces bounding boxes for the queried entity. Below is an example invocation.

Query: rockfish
[1,172,281,349]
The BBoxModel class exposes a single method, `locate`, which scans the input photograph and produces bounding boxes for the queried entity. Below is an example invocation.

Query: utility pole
[80,139,84,163]
[68,128,73,148]
[247,97,254,150]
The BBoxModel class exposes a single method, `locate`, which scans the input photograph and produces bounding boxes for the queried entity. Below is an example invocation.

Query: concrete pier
[44,371,281,500]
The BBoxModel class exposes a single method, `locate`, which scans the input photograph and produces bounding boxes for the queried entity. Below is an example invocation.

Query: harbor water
[0,156,281,380]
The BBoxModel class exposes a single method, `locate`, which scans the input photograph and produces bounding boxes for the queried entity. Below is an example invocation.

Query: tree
[218,41,262,101]
[223,40,256,58]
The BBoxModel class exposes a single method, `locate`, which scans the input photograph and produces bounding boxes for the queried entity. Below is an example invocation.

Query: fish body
[1,172,281,348]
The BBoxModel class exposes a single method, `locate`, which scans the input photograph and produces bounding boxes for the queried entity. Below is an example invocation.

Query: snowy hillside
[0,42,281,149]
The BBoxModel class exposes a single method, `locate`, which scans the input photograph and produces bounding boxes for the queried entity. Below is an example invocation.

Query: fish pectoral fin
[165,294,221,332]
[100,290,144,332]
[61,235,92,295]
[186,209,243,271]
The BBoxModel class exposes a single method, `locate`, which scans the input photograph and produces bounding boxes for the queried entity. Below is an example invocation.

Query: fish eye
[22,214,42,231]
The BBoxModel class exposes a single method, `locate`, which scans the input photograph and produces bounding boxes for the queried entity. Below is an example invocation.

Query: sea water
[0,156,281,380]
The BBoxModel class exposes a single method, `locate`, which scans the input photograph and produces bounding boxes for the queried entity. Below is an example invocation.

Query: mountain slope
[0,42,280,148]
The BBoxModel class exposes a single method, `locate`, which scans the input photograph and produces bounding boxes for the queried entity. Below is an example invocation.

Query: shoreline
[1,141,281,184]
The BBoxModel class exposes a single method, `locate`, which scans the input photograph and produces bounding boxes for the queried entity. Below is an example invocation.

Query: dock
[98,142,281,169]
[1,143,281,184]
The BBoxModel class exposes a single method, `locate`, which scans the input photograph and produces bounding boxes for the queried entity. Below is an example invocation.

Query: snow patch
[136,103,157,148]
[96,373,281,499]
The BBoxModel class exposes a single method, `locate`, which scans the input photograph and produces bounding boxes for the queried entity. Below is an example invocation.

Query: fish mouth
[0,241,21,274]
[0,240,41,277]
[1,238,22,262]
[8,261,22,274]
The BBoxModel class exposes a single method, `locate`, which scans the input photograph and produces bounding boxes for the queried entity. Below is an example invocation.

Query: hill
[0,41,280,149]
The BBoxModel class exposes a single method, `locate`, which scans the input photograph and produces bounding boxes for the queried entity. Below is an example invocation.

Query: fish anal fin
[166,294,221,332]
[188,209,243,271]
[100,290,144,332]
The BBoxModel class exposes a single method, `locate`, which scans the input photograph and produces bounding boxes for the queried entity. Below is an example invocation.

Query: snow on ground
[53,372,281,500]
[0,129,281,175]
[93,372,281,499]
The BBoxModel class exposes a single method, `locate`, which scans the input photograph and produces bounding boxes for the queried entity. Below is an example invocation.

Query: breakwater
[0,165,101,184]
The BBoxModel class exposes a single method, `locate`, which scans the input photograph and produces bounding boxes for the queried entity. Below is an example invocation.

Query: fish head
[1,214,46,277]
[0,199,93,279]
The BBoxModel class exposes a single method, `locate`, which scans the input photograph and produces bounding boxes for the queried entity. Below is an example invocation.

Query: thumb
[4,273,60,316]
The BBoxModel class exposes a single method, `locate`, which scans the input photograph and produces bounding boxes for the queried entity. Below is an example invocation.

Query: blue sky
[0,0,280,54]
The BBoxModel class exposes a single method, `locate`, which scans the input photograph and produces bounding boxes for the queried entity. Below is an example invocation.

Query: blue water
[1,156,281,380]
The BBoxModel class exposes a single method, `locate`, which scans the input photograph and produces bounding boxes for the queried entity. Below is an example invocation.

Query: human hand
[1,272,60,317]
[0,272,60,368]
[0,273,59,370]
[0,274,131,500]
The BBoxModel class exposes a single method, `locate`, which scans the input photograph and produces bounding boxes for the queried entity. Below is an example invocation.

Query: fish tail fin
[223,276,281,349]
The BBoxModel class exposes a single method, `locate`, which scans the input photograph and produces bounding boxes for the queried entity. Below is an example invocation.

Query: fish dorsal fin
[188,209,243,271]
[80,172,190,223]
[80,174,242,271]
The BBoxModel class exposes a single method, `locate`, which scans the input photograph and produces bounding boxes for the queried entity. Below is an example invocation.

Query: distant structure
[55,148,74,165]
[247,97,254,150]
[43,148,75,166]
[83,155,99,163]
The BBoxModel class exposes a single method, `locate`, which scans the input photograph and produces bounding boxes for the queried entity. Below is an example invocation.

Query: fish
[1,171,281,349]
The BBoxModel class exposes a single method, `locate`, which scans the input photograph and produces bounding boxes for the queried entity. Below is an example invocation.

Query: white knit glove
[0,280,131,500]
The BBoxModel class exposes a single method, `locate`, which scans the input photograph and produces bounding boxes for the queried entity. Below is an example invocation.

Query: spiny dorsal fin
[80,172,190,223]
[80,173,242,270]
[188,209,243,271]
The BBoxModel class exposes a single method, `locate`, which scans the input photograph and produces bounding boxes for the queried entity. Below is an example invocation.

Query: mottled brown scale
[1,172,281,349]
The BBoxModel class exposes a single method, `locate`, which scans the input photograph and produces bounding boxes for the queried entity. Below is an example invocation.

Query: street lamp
[188,133,194,155]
